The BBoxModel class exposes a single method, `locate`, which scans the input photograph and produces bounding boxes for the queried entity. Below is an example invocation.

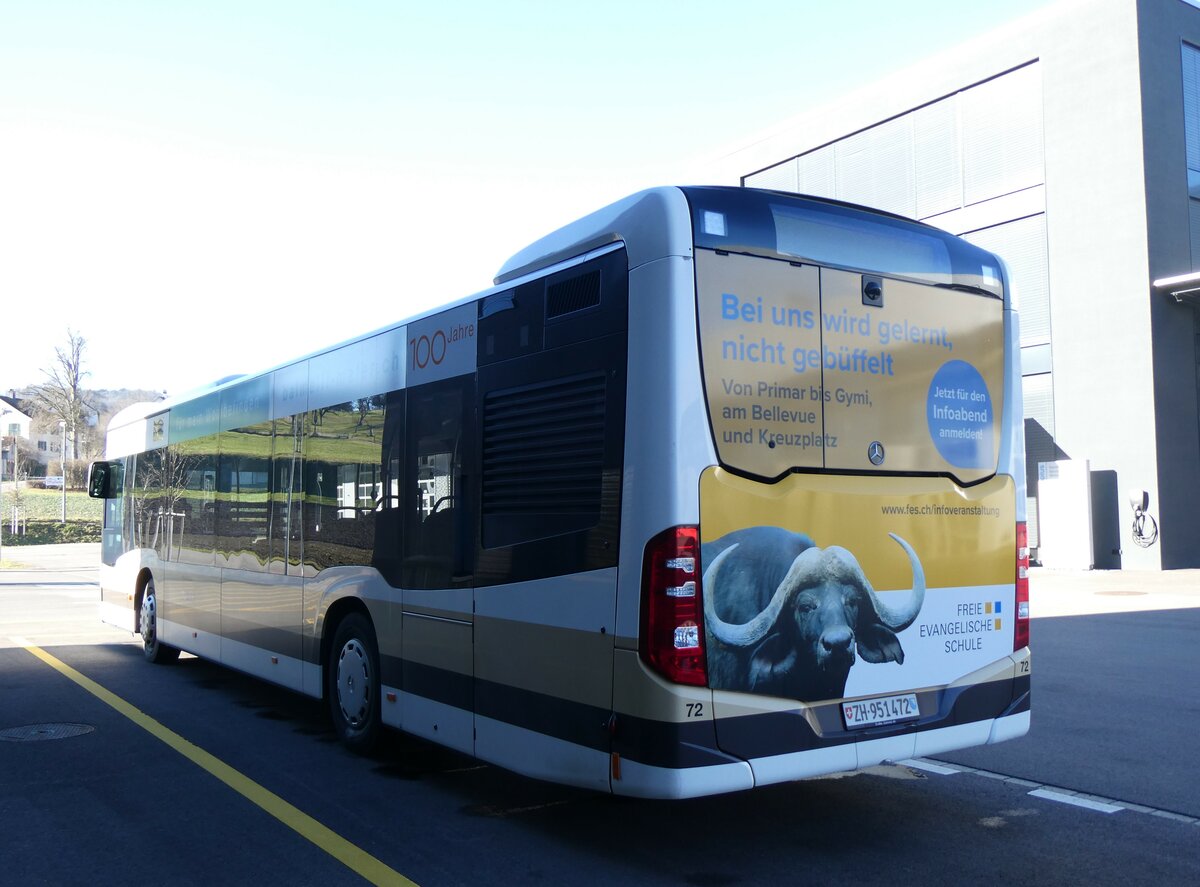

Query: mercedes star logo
[868,441,885,465]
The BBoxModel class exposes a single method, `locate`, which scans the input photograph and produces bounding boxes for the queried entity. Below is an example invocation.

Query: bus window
[100,459,125,567]
[218,420,273,570]
[304,398,385,570]
[403,377,474,588]
[270,414,304,575]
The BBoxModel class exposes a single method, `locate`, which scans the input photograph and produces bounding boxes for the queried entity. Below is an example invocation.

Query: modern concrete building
[706,0,1200,569]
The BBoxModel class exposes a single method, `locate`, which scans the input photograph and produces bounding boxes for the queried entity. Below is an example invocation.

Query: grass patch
[0,488,101,545]
[0,487,101,522]
[5,521,102,545]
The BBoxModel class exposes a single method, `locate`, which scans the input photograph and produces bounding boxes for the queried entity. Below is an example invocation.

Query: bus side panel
[610,650,753,799]
[614,254,718,644]
[398,585,474,755]
[468,246,631,788]
[219,566,306,693]
[99,550,156,633]
[999,298,1028,522]
[159,434,221,660]
[608,254,743,795]
[474,570,618,793]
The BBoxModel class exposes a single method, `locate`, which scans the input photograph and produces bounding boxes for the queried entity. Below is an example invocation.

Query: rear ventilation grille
[546,270,601,319]
[482,374,606,516]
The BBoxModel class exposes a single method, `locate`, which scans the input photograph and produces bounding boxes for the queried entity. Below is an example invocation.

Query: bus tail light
[1014,521,1030,651]
[640,526,708,686]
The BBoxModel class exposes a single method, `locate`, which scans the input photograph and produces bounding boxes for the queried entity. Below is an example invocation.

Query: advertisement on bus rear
[695,250,1005,483]
[699,468,1016,703]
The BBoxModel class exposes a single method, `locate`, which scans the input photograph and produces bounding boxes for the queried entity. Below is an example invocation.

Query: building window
[1184,44,1200,266]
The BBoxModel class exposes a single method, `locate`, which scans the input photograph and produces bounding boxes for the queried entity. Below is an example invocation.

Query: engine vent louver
[546,270,601,319]
[482,373,606,518]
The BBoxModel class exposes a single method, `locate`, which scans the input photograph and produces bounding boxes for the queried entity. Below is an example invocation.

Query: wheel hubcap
[140,592,157,647]
[336,639,372,727]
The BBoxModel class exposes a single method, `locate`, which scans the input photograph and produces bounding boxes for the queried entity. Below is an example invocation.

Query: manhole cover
[0,723,95,742]
[1094,591,1148,597]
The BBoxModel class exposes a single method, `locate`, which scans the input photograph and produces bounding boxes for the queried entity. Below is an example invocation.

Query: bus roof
[115,185,1005,432]
[495,186,694,285]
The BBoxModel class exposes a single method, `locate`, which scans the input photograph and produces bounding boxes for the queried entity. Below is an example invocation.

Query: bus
[89,186,1029,799]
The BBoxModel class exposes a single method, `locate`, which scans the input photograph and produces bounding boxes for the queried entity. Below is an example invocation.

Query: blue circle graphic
[926,361,994,468]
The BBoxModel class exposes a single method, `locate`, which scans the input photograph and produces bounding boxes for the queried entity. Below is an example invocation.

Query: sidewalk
[0,542,101,574]
[0,543,126,649]
[3,544,1200,619]
[1029,565,1200,617]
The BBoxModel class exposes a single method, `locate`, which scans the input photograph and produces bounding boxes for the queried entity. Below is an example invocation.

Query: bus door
[253,413,305,690]
[400,377,475,755]
[161,436,219,658]
[216,417,282,680]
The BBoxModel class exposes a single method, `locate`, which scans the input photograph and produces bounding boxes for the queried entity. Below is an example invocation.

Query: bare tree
[11,436,41,480]
[31,329,93,477]
[0,435,39,530]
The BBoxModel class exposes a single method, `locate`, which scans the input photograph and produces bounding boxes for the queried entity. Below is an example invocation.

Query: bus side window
[100,459,126,567]
[218,421,272,570]
[403,377,474,589]
[372,390,406,586]
[303,399,384,571]
[131,449,164,552]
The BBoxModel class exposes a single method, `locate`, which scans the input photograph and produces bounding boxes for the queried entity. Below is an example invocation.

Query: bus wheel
[327,612,381,753]
[139,579,179,664]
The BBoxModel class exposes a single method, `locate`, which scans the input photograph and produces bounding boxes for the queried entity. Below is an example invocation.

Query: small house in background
[1,392,35,479]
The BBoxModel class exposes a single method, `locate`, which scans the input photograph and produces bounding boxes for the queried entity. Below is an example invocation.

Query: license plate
[842,693,919,729]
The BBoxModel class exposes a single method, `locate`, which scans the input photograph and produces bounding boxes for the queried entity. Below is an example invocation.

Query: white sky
[0,0,1056,396]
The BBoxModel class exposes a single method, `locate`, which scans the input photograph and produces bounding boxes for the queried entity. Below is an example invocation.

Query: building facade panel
[964,214,1051,346]
[960,64,1045,206]
[709,0,1200,568]
[1137,0,1200,566]
[913,97,963,219]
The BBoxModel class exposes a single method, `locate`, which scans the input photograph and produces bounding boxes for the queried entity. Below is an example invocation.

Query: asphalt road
[2,548,1197,885]
[939,607,1200,818]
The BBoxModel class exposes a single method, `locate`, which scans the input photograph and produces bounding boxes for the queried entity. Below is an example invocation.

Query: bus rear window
[685,186,1003,298]
[695,249,1005,484]
[772,204,951,287]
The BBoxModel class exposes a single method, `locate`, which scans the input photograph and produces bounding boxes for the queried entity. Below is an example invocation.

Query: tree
[31,329,94,477]
[11,436,42,479]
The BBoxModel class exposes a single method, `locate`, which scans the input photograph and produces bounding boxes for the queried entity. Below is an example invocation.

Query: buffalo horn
[703,544,828,648]
[702,533,927,648]
[849,533,926,630]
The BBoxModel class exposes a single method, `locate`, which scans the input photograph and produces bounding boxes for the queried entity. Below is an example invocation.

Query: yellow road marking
[15,638,417,887]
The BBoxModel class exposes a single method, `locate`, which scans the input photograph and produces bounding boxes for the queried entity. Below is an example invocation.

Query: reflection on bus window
[304,397,385,570]
[404,378,471,589]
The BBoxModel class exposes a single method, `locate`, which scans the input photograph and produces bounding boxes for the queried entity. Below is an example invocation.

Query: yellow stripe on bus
[699,468,1015,589]
[16,639,417,887]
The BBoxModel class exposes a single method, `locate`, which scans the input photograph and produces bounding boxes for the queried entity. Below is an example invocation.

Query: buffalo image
[702,527,926,703]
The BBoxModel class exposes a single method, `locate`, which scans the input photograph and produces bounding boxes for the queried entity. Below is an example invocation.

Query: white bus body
[92,186,1029,799]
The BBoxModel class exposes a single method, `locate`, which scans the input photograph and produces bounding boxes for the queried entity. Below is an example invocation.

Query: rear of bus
[631,187,1028,796]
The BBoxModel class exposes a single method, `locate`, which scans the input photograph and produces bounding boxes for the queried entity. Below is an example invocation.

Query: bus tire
[139,579,179,664]
[327,611,381,753]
